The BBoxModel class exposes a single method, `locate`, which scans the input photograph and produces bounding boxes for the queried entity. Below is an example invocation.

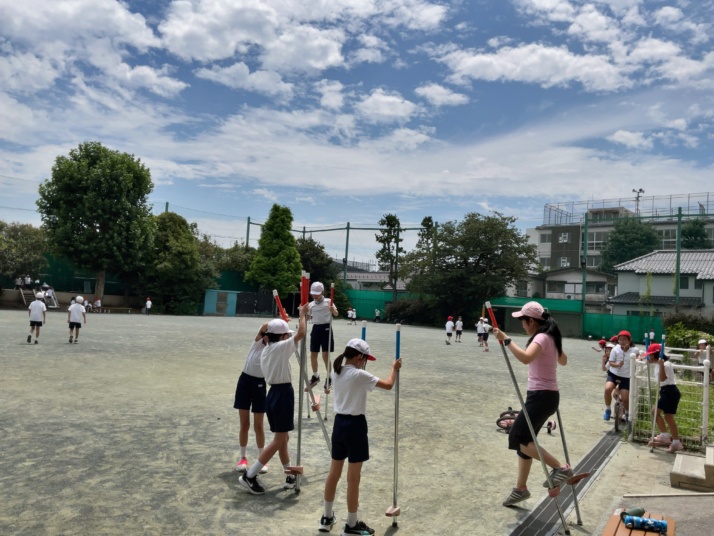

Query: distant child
[239,306,307,495]
[591,339,607,353]
[645,343,683,453]
[352,308,357,325]
[445,316,454,345]
[455,316,464,342]
[482,318,492,352]
[693,339,713,383]
[603,330,638,422]
[476,318,485,345]
[649,328,655,342]
[234,322,270,476]
[308,282,339,391]
[67,295,87,343]
[145,297,152,315]
[319,338,402,534]
[27,292,47,344]
[600,342,615,373]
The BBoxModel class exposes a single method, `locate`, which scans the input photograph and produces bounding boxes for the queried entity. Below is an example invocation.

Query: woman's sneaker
[603,408,611,421]
[238,474,265,495]
[318,513,337,532]
[235,457,248,472]
[667,441,683,453]
[341,520,375,535]
[543,465,573,488]
[283,475,296,490]
[310,374,320,388]
[502,487,531,507]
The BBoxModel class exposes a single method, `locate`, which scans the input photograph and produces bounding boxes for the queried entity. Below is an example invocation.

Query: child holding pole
[493,301,571,507]
[308,282,339,390]
[239,306,308,495]
[318,339,402,534]
[603,330,638,422]
[645,343,683,453]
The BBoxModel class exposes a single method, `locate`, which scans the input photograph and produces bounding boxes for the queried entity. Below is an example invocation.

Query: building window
[680,276,689,290]
[558,232,569,243]
[586,255,600,268]
[657,229,677,249]
[587,231,609,252]
[586,282,606,293]
[515,280,528,297]
[539,257,551,270]
[540,233,552,244]
[695,279,703,290]
[547,282,566,293]
[560,257,570,267]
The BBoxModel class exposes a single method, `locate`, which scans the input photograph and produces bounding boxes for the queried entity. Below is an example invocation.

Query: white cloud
[195,63,293,98]
[414,84,469,107]
[0,50,61,93]
[355,88,420,124]
[314,80,345,110]
[567,4,622,43]
[261,25,345,73]
[251,188,278,202]
[607,129,653,149]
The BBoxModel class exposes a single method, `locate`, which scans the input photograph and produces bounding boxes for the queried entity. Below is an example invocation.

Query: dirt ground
[0,310,692,535]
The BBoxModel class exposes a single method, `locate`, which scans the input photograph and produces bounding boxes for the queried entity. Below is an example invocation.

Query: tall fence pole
[343,222,350,286]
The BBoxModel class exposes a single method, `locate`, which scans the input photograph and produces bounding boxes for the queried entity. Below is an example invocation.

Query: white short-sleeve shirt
[309,298,333,324]
[260,337,298,385]
[243,339,265,378]
[331,365,379,415]
[68,303,85,323]
[29,300,46,322]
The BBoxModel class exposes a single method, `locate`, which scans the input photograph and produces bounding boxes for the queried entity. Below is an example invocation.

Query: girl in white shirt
[318,339,402,535]
[645,343,683,453]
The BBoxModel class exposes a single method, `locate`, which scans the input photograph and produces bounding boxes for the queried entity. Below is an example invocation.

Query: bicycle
[612,379,626,433]
[496,407,556,434]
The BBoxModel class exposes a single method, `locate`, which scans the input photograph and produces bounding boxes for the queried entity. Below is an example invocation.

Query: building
[527,192,714,272]
[509,267,616,310]
[608,250,714,316]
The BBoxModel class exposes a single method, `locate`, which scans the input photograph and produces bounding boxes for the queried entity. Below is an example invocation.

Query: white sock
[347,511,358,527]
[258,448,264,457]
[246,461,263,478]
[671,438,679,443]
[323,501,333,518]
[240,446,247,458]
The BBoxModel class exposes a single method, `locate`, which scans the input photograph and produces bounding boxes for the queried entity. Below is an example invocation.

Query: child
[455,316,464,342]
[239,306,307,495]
[27,292,47,344]
[445,316,454,345]
[145,297,152,315]
[67,295,87,343]
[603,330,638,422]
[591,339,607,353]
[476,318,485,346]
[318,338,402,534]
[493,301,570,507]
[600,342,615,373]
[482,318,492,352]
[308,282,339,391]
[692,339,712,383]
[234,322,270,476]
[645,343,683,453]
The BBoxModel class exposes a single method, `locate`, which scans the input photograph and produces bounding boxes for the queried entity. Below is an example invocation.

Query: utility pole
[633,188,645,215]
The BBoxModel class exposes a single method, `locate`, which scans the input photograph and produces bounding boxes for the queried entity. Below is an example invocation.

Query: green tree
[217,241,256,273]
[36,141,155,299]
[245,204,301,296]
[375,213,404,303]
[0,221,48,280]
[148,212,216,314]
[296,236,338,284]
[600,218,660,272]
[399,216,436,287]
[402,212,537,323]
[681,219,711,249]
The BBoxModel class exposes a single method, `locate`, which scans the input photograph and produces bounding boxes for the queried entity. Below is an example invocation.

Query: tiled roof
[608,292,703,307]
[614,250,714,279]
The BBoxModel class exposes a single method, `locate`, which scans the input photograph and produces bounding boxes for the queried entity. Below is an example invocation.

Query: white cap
[345,338,376,360]
[76,296,84,303]
[483,318,489,323]
[36,292,44,299]
[699,339,708,346]
[310,282,325,295]
[266,319,294,335]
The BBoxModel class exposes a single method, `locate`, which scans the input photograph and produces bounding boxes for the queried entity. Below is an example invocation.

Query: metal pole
[555,409,582,525]
[361,320,367,341]
[675,208,682,308]
[581,213,588,338]
[386,324,401,525]
[245,216,250,249]
[343,222,350,287]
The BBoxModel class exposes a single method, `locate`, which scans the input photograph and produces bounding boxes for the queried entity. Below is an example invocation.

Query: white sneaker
[653,433,672,444]
[259,464,268,474]
[235,457,248,472]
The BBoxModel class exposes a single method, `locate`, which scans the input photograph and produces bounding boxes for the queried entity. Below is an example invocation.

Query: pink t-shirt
[527,333,559,391]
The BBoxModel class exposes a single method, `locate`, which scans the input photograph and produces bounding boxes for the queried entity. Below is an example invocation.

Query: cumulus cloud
[414,84,469,106]
[355,88,420,124]
[195,63,293,98]
[251,187,278,202]
[607,129,653,149]
[314,80,346,110]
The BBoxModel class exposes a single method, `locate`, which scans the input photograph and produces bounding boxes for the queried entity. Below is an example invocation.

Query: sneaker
[283,474,296,490]
[235,457,248,472]
[27,335,31,344]
[324,377,332,391]
[543,465,573,488]
[310,374,320,388]
[34,340,38,344]
[341,520,375,535]
[319,513,337,532]
[238,474,265,495]
[667,441,683,453]
[69,336,73,343]
[603,408,611,421]
[654,433,672,444]
[502,487,531,507]
[258,463,268,474]
[622,412,629,423]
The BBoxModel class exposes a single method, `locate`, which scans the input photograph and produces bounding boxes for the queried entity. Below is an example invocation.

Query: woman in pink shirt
[494,301,570,507]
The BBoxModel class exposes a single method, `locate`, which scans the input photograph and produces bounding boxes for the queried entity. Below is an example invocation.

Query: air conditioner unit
[566,295,572,300]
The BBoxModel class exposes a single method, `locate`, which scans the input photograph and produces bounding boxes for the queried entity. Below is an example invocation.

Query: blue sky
[1,0,713,264]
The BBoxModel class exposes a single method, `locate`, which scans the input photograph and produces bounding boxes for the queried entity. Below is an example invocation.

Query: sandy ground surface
[0,310,702,535]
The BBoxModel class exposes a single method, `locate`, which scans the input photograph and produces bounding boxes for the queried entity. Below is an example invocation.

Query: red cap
[598,339,607,347]
[618,330,632,339]
[610,335,618,343]
[644,343,662,357]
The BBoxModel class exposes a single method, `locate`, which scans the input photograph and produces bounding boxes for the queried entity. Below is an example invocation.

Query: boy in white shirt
[28,292,47,344]
[455,316,464,343]
[67,295,87,343]
[445,316,454,345]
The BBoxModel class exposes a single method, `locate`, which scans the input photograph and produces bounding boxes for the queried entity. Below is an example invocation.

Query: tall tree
[245,204,301,296]
[681,219,711,249]
[375,213,404,303]
[0,221,48,280]
[399,216,436,286]
[296,236,338,284]
[600,218,660,272]
[36,141,155,298]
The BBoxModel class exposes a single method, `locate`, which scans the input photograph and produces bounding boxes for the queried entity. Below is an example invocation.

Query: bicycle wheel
[613,401,621,433]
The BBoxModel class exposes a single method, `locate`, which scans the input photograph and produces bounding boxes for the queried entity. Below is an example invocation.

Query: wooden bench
[601,509,675,535]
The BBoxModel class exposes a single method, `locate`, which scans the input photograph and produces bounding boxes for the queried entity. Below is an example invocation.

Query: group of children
[443,315,491,350]
[233,282,402,535]
[25,292,87,344]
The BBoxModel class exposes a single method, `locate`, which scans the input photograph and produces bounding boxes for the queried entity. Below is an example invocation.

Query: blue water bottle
[623,515,668,533]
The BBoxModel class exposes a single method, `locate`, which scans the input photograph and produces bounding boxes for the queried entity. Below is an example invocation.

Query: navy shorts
[266,383,294,433]
[456,330,462,335]
[233,372,267,413]
[310,323,335,353]
[69,322,82,330]
[509,390,559,460]
[606,371,630,391]
[657,384,681,415]
[30,321,43,327]
[482,333,489,341]
[331,414,369,463]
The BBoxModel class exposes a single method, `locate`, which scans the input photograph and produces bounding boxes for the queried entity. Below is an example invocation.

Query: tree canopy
[600,218,660,272]
[296,236,338,284]
[0,221,48,280]
[375,213,404,303]
[36,141,155,298]
[681,219,711,249]
[245,204,301,296]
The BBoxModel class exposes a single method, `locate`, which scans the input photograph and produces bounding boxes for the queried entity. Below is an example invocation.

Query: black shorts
[331,414,369,463]
[606,371,630,391]
[482,333,489,341]
[657,385,681,415]
[310,324,335,353]
[456,330,462,335]
[69,322,82,330]
[266,383,294,433]
[509,390,559,460]
[233,372,267,413]
[30,321,43,327]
